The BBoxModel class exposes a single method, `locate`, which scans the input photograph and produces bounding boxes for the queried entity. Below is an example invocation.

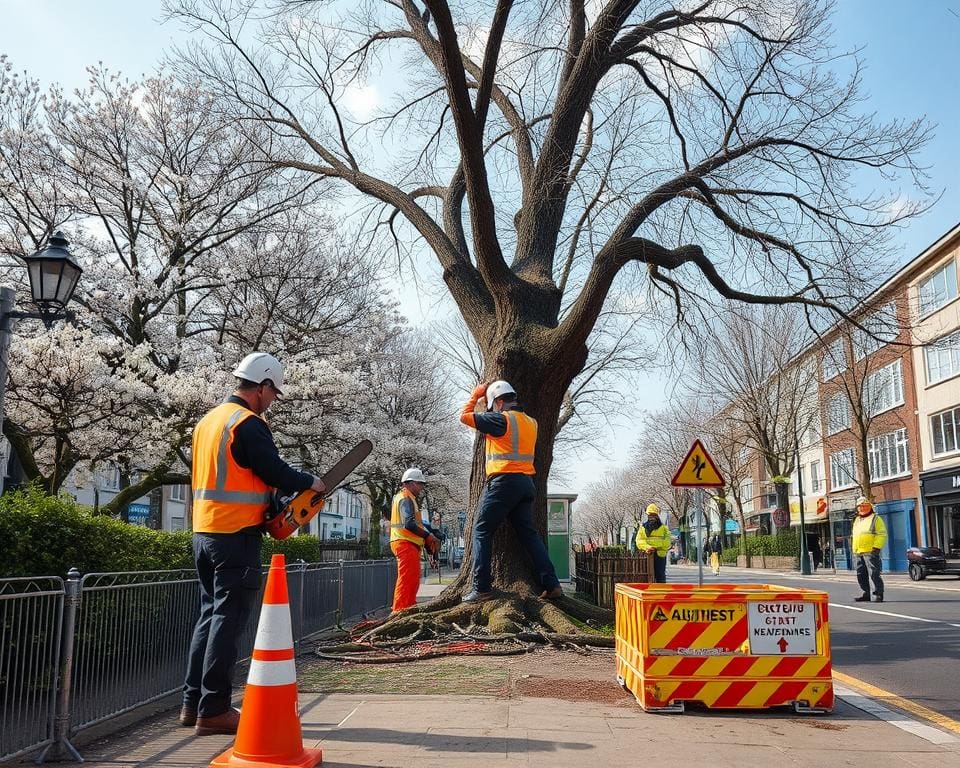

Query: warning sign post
[615,582,833,714]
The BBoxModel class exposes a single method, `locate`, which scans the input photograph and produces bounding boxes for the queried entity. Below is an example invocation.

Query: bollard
[36,568,83,764]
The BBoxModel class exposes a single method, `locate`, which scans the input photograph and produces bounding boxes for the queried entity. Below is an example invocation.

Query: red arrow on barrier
[777,637,789,653]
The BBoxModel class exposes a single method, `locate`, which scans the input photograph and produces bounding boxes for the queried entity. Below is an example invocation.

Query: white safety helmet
[401,467,428,484]
[485,380,516,410]
[232,352,285,395]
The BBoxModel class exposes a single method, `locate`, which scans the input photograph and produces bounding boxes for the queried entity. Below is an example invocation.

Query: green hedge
[0,486,365,578]
[744,532,800,557]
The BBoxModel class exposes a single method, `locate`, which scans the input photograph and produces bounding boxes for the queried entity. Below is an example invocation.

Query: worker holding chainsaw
[182,352,326,736]
[390,467,440,611]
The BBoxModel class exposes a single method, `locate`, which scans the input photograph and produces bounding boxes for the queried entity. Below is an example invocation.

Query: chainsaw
[264,439,373,540]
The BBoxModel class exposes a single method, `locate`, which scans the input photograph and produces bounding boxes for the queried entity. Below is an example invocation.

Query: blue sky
[3,1,958,493]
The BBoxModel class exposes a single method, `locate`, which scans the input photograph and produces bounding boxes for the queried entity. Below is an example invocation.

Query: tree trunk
[441,337,576,601]
[774,480,790,535]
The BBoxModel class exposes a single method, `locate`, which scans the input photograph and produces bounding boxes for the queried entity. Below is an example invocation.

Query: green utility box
[547,494,577,581]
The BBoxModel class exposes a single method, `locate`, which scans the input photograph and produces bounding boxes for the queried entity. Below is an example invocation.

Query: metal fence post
[336,560,344,628]
[295,559,306,652]
[36,568,83,764]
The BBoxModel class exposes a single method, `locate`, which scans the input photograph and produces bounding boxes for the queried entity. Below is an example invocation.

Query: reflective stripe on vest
[191,403,272,533]
[390,488,425,547]
[485,411,536,476]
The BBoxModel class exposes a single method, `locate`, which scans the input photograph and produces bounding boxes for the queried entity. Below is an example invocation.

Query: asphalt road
[670,564,960,722]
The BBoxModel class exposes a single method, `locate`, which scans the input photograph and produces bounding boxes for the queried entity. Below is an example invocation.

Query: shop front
[828,492,916,572]
[919,465,960,560]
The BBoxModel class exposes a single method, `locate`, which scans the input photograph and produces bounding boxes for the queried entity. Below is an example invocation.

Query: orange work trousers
[391,539,422,612]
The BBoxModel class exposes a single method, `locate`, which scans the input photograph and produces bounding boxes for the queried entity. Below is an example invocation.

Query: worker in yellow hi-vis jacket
[852,496,887,603]
[635,504,670,583]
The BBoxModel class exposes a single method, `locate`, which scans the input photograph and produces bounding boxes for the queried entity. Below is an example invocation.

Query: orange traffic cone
[210,554,322,768]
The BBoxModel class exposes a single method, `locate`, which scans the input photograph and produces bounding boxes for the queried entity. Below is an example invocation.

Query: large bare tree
[167,0,928,633]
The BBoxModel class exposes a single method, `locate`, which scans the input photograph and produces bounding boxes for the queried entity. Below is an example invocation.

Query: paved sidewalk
[15,577,959,767]
[48,683,960,768]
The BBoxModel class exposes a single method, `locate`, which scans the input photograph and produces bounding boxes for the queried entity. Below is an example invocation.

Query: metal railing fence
[1,558,396,764]
[0,577,64,762]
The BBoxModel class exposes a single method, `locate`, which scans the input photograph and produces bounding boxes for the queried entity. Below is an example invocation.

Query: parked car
[906,546,960,580]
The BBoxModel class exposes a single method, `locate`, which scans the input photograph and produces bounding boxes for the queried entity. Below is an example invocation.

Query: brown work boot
[195,707,241,736]
[178,705,197,727]
[539,586,564,600]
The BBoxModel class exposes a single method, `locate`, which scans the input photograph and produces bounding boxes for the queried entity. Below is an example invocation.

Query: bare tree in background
[817,298,910,501]
[685,305,821,534]
[167,0,930,634]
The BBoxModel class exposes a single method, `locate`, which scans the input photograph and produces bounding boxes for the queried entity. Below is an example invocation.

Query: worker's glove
[471,383,488,399]
[425,534,440,555]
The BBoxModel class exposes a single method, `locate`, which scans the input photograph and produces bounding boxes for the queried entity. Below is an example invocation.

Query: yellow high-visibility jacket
[636,523,671,557]
[390,487,427,547]
[852,512,887,554]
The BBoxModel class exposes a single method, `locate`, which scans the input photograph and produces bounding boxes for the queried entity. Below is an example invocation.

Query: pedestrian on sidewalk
[459,380,563,603]
[183,353,326,736]
[635,504,670,583]
[708,534,722,575]
[853,496,886,603]
[389,468,439,611]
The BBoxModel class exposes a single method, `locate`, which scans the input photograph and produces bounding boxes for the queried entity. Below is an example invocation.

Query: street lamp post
[795,442,812,575]
[0,232,83,491]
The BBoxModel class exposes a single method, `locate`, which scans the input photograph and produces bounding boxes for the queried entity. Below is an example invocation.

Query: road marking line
[828,602,960,628]
[834,672,960,740]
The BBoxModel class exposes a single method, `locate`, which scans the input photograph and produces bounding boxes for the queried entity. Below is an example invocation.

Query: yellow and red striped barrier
[615,582,833,713]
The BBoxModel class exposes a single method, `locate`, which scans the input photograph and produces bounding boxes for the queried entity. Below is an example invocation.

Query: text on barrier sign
[747,601,816,655]
[647,602,747,656]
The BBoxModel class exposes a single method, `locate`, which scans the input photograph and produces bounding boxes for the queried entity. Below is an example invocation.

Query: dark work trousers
[653,555,667,583]
[471,473,560,594]
[183,530,263,717]
[855,551,884,598]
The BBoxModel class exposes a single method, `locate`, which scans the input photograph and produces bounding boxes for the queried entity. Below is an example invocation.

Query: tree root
[313,593,614,662]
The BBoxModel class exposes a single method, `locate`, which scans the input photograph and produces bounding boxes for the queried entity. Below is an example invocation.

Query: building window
[867,429,910,481]
[803,420,821,448]
[169,484,185,502]
[918,258,958,316]
[853,302,899,360]
[170,517,185,531]
[822,338,845,381]
[809,460,822,492]
[739,480,754,515]
[826,393,850,435]
[830,448,857,491]
[98,463,121,491]
[865,359,904,417]
[925,329,960,385]
[931,405,960,456]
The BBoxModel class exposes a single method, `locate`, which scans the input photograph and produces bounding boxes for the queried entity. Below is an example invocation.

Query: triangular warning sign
[671,439,725,488]
[651,606,669,621]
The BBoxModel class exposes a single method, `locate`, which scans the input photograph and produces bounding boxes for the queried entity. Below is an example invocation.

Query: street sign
[747,601,816,655]
[671,439,725,488]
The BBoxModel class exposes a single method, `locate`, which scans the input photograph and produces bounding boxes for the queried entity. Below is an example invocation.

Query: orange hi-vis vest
[192,402,273,533]
[485,410,537,476]
[390,487,425,547]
